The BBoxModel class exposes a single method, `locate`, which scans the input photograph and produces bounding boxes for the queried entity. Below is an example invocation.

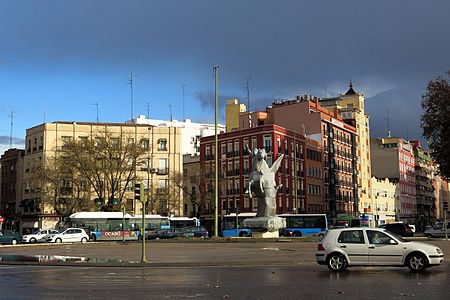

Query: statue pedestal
[243,216,286,238]
[252,231,280,238]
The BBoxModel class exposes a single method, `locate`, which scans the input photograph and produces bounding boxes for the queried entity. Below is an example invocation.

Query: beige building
[225,98,247,132]
[21,121,183,232]
[369,177,397,226]
[319,82,373,216]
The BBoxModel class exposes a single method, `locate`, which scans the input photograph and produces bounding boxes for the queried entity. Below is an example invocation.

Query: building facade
[318,82,373,217]
[371,137,417,224]
[0,149,25,230]
[236,97,358,218]
[19,121,183,233]
[200,124,323,216]
[369,177,398,227]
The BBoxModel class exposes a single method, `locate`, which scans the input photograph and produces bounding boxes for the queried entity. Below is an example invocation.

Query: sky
[1,0,450,155]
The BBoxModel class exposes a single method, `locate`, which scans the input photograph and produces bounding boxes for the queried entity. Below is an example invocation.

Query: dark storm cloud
[1,0,450,146]
[0,136,25,144]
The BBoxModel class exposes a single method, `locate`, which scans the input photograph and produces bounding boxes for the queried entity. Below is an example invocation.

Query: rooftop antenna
[146,102,150,119]
[182,84,186,121]
[169,104,173,122]
[245,77,251,111]
[9,110,15,148]
[128,72,134,122]
[43,108,47,123]
[92,103,99,122]
[386,110,391,138]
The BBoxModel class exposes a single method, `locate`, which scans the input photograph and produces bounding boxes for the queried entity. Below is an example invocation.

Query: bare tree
[35,155,94,216]
[57,128,148,211]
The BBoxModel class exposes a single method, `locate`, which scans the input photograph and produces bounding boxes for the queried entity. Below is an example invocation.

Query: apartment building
[318,82,373,217]
[0,149,24,230]
[200,124,325,216]
[371,137,416,224]
[369,177,398,226]
[19,121,183,233]
[236,97,358,218]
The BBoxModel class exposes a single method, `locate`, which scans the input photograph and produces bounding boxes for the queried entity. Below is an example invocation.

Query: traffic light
[135,183,144,202]
[444,201,449,211]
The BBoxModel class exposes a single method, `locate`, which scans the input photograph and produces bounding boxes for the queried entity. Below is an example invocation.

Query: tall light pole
[213,65,219,237]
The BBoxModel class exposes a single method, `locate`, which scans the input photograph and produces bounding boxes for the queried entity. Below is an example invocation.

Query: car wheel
[81,237,88,243]
[90,234,97,241]
[293,231,302,237]
[239,232,249,237]
[425,233,432,238]
[55,238,62,243]
[406,252,427,272]
[327,253,347,272]
[11,239,18,245]
[30,238,37,244]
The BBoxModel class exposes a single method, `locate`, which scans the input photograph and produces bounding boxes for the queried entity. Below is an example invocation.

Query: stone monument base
[243,216,286,235]
[252,231,280,238]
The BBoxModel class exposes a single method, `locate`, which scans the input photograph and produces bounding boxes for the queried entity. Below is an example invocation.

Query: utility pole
[9,110,15,148]
[92,103,99,122]
[128,72,134,122]
[213,65,219,237]
[386,110,391,138]
[245,77,251,112]
[182,84,186,121]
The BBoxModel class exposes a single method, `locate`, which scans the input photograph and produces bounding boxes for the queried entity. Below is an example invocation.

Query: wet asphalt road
[0,239,449,299]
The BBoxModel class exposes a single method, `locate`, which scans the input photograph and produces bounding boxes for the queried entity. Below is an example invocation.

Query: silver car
[316,227,444,272]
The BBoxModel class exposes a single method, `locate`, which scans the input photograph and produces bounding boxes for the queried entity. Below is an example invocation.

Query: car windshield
[381,229,408,242]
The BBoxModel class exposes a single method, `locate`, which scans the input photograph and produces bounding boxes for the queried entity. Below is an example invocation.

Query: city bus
[278,214,328,237]
[222,213,256,237]
[169,216,200,228]
[64,212,170,241]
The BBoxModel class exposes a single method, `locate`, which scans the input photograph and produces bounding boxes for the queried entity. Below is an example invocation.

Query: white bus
[64,212,170,241]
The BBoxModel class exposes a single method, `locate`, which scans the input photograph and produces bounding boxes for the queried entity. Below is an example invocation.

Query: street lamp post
[213,65,219,237]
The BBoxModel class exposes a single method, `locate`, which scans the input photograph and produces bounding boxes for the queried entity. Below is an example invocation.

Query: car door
[63,229,74,242]
[366,230,403,265]
[336,229,368,265]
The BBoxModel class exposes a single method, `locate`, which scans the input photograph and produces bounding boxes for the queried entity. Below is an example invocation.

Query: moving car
[0,230,22,245]
[379,222,414,237]
[316,227,444,272]
[45,228,90,243]
[22,229,60,244]
[424,222,450,238]
[181,226,209,238]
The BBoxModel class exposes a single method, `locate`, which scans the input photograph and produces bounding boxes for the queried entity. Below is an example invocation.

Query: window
[158,158,168,174]
[141,138,149,149]
[337,230,365,244]
[367,230,394,245]
[158,138,167,151]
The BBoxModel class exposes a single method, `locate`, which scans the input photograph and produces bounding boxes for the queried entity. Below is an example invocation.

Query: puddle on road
[0,254,137,265]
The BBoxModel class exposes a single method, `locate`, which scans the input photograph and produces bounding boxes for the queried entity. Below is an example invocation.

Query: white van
[424,222,450,238]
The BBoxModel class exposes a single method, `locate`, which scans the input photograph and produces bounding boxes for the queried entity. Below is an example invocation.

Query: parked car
[316,227,444,273]
[22,229,60,244]
[0,230,22,245]
[424,222,450,238]
[379,222,414,237]
[181,226,209,238]
[147,228,169,240]
[45,228,90,243]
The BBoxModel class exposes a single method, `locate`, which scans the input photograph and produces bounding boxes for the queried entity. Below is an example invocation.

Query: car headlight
[436,248,442,254]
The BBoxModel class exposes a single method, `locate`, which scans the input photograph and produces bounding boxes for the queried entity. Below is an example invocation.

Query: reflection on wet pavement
[0,254,134,265]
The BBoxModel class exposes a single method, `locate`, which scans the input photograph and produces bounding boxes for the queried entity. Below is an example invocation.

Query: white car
[22,229,60,244]
[316,227,444,272]
[45,228,90,243]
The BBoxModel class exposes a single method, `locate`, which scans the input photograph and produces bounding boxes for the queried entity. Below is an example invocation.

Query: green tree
[421,71,450,180]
